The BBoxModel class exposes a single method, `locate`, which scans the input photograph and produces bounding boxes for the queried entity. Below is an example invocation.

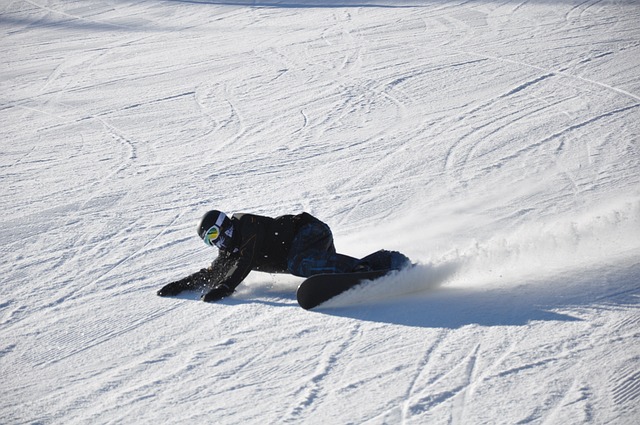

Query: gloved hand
[157,268,212,297]
[157,277,192,297]
[201,284,234,302]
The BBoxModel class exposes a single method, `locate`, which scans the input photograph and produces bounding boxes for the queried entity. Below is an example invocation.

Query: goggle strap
[216,213,227,228]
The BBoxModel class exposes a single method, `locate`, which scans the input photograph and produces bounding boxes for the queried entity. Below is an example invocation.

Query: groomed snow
[1,0,639,423]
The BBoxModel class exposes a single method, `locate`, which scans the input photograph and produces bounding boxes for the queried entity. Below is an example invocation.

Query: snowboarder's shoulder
[232,212,267,221]
[232,213,273,232]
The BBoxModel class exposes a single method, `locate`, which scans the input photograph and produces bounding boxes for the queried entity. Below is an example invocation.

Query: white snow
[2,0,640,423]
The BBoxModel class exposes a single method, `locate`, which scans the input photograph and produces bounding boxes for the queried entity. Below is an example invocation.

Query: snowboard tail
[296,269,390,310]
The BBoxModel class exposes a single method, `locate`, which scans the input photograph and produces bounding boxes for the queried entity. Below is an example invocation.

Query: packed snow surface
[2,0,640,423]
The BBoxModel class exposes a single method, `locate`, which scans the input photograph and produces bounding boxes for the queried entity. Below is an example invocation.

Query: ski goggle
[203,225,221,247]
[202,213,230,249]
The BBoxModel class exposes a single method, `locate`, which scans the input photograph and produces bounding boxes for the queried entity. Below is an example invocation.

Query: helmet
[197,210,234,250]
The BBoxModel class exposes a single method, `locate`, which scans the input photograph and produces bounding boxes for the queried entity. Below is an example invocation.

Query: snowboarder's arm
[156,254,251,300]
[201,233,259,302]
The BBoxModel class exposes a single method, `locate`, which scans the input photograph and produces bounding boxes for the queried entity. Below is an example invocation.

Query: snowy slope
[2,0,640,423]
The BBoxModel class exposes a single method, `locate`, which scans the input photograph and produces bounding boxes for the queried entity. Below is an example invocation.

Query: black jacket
[201,212,316,292]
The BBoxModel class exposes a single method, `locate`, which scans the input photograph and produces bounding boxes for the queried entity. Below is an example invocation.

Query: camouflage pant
[287,221,358,277]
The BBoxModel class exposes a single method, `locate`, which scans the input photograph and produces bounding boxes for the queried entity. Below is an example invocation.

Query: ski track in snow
[1,1,640,424]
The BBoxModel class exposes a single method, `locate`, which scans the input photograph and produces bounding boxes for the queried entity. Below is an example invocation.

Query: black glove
[157,268,212,297]
[201,284,234,302]
[157,276,192,297]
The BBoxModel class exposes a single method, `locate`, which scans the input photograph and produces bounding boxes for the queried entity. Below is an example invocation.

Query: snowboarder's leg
[287,221,359,277]
[289,252,361,277]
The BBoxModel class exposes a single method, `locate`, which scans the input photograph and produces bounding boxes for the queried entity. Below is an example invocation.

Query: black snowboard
[296,269,390,310]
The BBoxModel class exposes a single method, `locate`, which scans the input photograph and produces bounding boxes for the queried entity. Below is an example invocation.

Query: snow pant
[287,220,359,277]
[287,220,411,277]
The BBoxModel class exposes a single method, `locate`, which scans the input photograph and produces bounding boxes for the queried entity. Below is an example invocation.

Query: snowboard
[296,269,390,310]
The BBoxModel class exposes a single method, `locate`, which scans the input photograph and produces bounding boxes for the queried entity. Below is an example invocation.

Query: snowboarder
[157,210,411,302]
